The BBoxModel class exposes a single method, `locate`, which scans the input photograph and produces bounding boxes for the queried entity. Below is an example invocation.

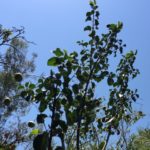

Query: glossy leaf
[47,57,62,66]
[53,48,63,57]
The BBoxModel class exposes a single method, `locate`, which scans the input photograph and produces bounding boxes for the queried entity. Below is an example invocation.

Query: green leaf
[89,30,96,37]
[89,1,95,7]
[38,78,43,83]
[107,24,117,31]
[84,26,91,31]
[39,101,47,112]
[59,120,67,132]
[53,48,63,57]
[101,71,109,78]
[18,85,24,90]
[20,90,27,98]
[99,141,105,149]
[66,111,76,125]
[126,51,134,59]
[33,132,48,150]
[86,12,92,17]
[25,82,29,87]
[35,92,46,101]
[96,11,100,17]
[47,57,63,66]
[117,21,123,29]
[93,75,101,82]
[95,20,99,26]
[37,114,47,124]
[47,57,57,66]
[29,83,35,89]
[107,76,114,86]
[30,129,40,135]
[86,16,92,21]
[72,84,79,94]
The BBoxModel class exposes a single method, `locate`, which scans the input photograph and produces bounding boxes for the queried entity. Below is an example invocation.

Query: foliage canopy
[6,0,142,149]
[0,25,37,149]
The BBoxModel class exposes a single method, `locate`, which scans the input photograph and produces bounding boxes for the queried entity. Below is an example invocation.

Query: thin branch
[102,132,111,150]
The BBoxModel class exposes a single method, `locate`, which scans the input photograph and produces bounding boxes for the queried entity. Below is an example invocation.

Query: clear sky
[1,0,150,142]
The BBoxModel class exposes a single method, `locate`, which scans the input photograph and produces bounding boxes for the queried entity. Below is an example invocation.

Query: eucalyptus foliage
[0,25,37,149]
[20,1,141,150]
[127,128,150,150]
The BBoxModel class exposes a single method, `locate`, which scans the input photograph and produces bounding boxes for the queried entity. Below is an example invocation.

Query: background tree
[19,0,141,150]
[114,110,144,150]
[127,128,150,150]
[0,25,37,149]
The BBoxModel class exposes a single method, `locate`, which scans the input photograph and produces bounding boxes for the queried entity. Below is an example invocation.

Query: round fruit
[14,72,23,82]
[28,121,35,128]
[4,96,11,106]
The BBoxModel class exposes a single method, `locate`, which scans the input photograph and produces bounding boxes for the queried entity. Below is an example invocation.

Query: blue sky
[1,0,150,139]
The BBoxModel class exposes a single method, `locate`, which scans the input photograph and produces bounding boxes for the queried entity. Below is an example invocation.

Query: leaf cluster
[19,1,140,150]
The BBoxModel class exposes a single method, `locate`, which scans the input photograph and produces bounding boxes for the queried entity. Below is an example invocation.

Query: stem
[67,127,76,147]
[76,39,110,149]
[92,123,100,146]
[61,136,65,150]
[77,116,81,150]
[48,86,57,150]
[76,3,102,149]
[102,132,110,150]
[76,40,99,150]
[48,107,55,150]
[121,119,128,149]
